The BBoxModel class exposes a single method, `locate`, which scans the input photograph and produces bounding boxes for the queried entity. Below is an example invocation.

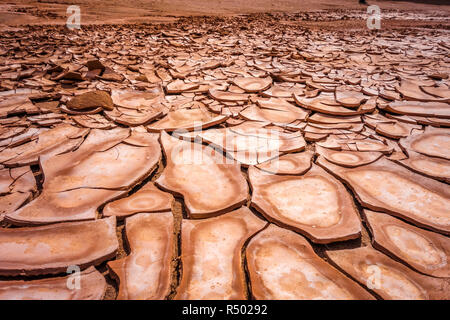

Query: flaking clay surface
[364,210,450,278]
[245,224,374,300]
[0,6,450,300]
[325,246,450,300]
[175,207,267,300]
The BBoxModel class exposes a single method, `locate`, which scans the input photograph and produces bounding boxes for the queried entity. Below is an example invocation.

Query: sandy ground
[0,0,449,28]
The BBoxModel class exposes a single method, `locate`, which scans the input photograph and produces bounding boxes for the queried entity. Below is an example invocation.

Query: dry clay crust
[108,212,173,300]
[246,224,374,300]
[103,182,173,219]
[249,165,362,244]
[6,128,161,225]
[364,210,450,278]
[0,266,106,300]
[175,207,266,300]
[156,131,248,218]
[317,156,450,235]
[0,217,118,276]
[325,246,450,300]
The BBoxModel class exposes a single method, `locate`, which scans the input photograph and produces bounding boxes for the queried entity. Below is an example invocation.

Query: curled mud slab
[255,151,313,175]
[0,266,106,300]
[249,165,361,244]
[308,113,362,124]
[105,106,163,127]
[325,246,450,300]
[73,114,117,129]
[394,150,450,183]
[66,91,114,111]
[383,101,450,119]
[395,80,449,103]
[240,98,309,124]
[147,108,228,132]
[156,132,248,218]
[0,166,36,194]
[197,121,306,166]
[315,145,382,168]
[294,94,375,116]
[317,156,450,235]
[103,182,173,219]
[335,89,367,108]
[0,217,118,276]
[399,127,450,160]
[0,192,32,222]
[232,77,272,93]
[108,212,173,300]
[6,188,126,226]
[7,128,161,225]
[208,89,249,102]
[1,10,450,300]
[175,207,266,300]
[364,210,450,278]
[0,124,89,167]
[245,224,374,300]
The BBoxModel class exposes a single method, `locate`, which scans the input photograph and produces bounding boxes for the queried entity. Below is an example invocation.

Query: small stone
[67,91,114,111]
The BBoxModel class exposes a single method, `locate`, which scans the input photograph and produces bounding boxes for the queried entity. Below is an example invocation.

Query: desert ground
[0,0,449,300]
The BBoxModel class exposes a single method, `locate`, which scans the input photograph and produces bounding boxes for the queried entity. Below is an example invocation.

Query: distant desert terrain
[0,0,449,27]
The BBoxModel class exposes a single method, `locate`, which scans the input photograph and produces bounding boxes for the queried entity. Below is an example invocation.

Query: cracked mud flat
[0,8,449,300]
